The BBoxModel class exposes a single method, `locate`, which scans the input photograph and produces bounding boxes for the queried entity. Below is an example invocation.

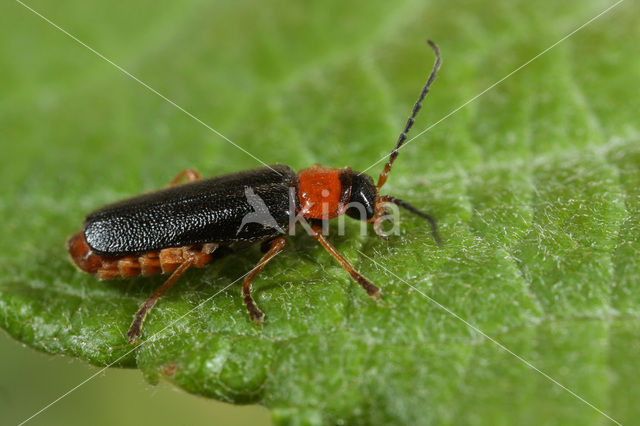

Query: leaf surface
[1,0,639,424]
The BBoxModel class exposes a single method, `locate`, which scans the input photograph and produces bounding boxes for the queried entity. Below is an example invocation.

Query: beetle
[68,40,442,344]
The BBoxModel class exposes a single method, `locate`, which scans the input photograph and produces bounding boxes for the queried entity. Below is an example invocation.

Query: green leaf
[2,0,639,424]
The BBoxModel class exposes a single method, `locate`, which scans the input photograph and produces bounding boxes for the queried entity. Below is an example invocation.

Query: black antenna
[376,40,441,191]
[382,195,442,245]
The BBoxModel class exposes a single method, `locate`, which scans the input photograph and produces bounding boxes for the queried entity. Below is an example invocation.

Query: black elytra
[84,165,295,255]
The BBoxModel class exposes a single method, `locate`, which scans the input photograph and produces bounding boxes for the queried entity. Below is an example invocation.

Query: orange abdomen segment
[67,230,214,279]
[296,166,350,219]
[67,230,103,275]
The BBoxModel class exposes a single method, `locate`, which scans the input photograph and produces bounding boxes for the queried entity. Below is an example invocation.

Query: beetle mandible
[68,40,442,343]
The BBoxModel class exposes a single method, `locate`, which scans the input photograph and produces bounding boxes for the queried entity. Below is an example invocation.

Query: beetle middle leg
[310,225,380,298]
[243,237,287,323]
[169,168,201,186]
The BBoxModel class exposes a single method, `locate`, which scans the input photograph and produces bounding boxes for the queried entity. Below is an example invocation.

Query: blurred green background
[2,0,639,424]
[0,331,270,425]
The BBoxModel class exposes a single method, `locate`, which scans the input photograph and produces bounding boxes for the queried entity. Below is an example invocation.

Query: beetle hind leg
[243,237,287,323]
[128,245,217,343]
[127,258,194,344]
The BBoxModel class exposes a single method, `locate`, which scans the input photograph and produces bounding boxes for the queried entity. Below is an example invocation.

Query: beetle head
[345,172,377,221]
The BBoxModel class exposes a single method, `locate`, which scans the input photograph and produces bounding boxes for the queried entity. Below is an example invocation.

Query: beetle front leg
[243,237,287,323]
[310,225,380,298]
[169,169,201,186]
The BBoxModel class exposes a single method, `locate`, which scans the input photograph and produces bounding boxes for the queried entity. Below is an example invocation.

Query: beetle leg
[169,169,201,186]
[310,225,380,298]
[373,213,393,241]
[243,237,287,323]
[127,258,194,344]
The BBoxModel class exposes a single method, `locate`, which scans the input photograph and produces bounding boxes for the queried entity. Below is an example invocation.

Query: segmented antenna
[381,195,442,245]
[376,40,442,191]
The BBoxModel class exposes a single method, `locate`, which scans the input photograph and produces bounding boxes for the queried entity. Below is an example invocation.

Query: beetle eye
[345,173,376,221]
